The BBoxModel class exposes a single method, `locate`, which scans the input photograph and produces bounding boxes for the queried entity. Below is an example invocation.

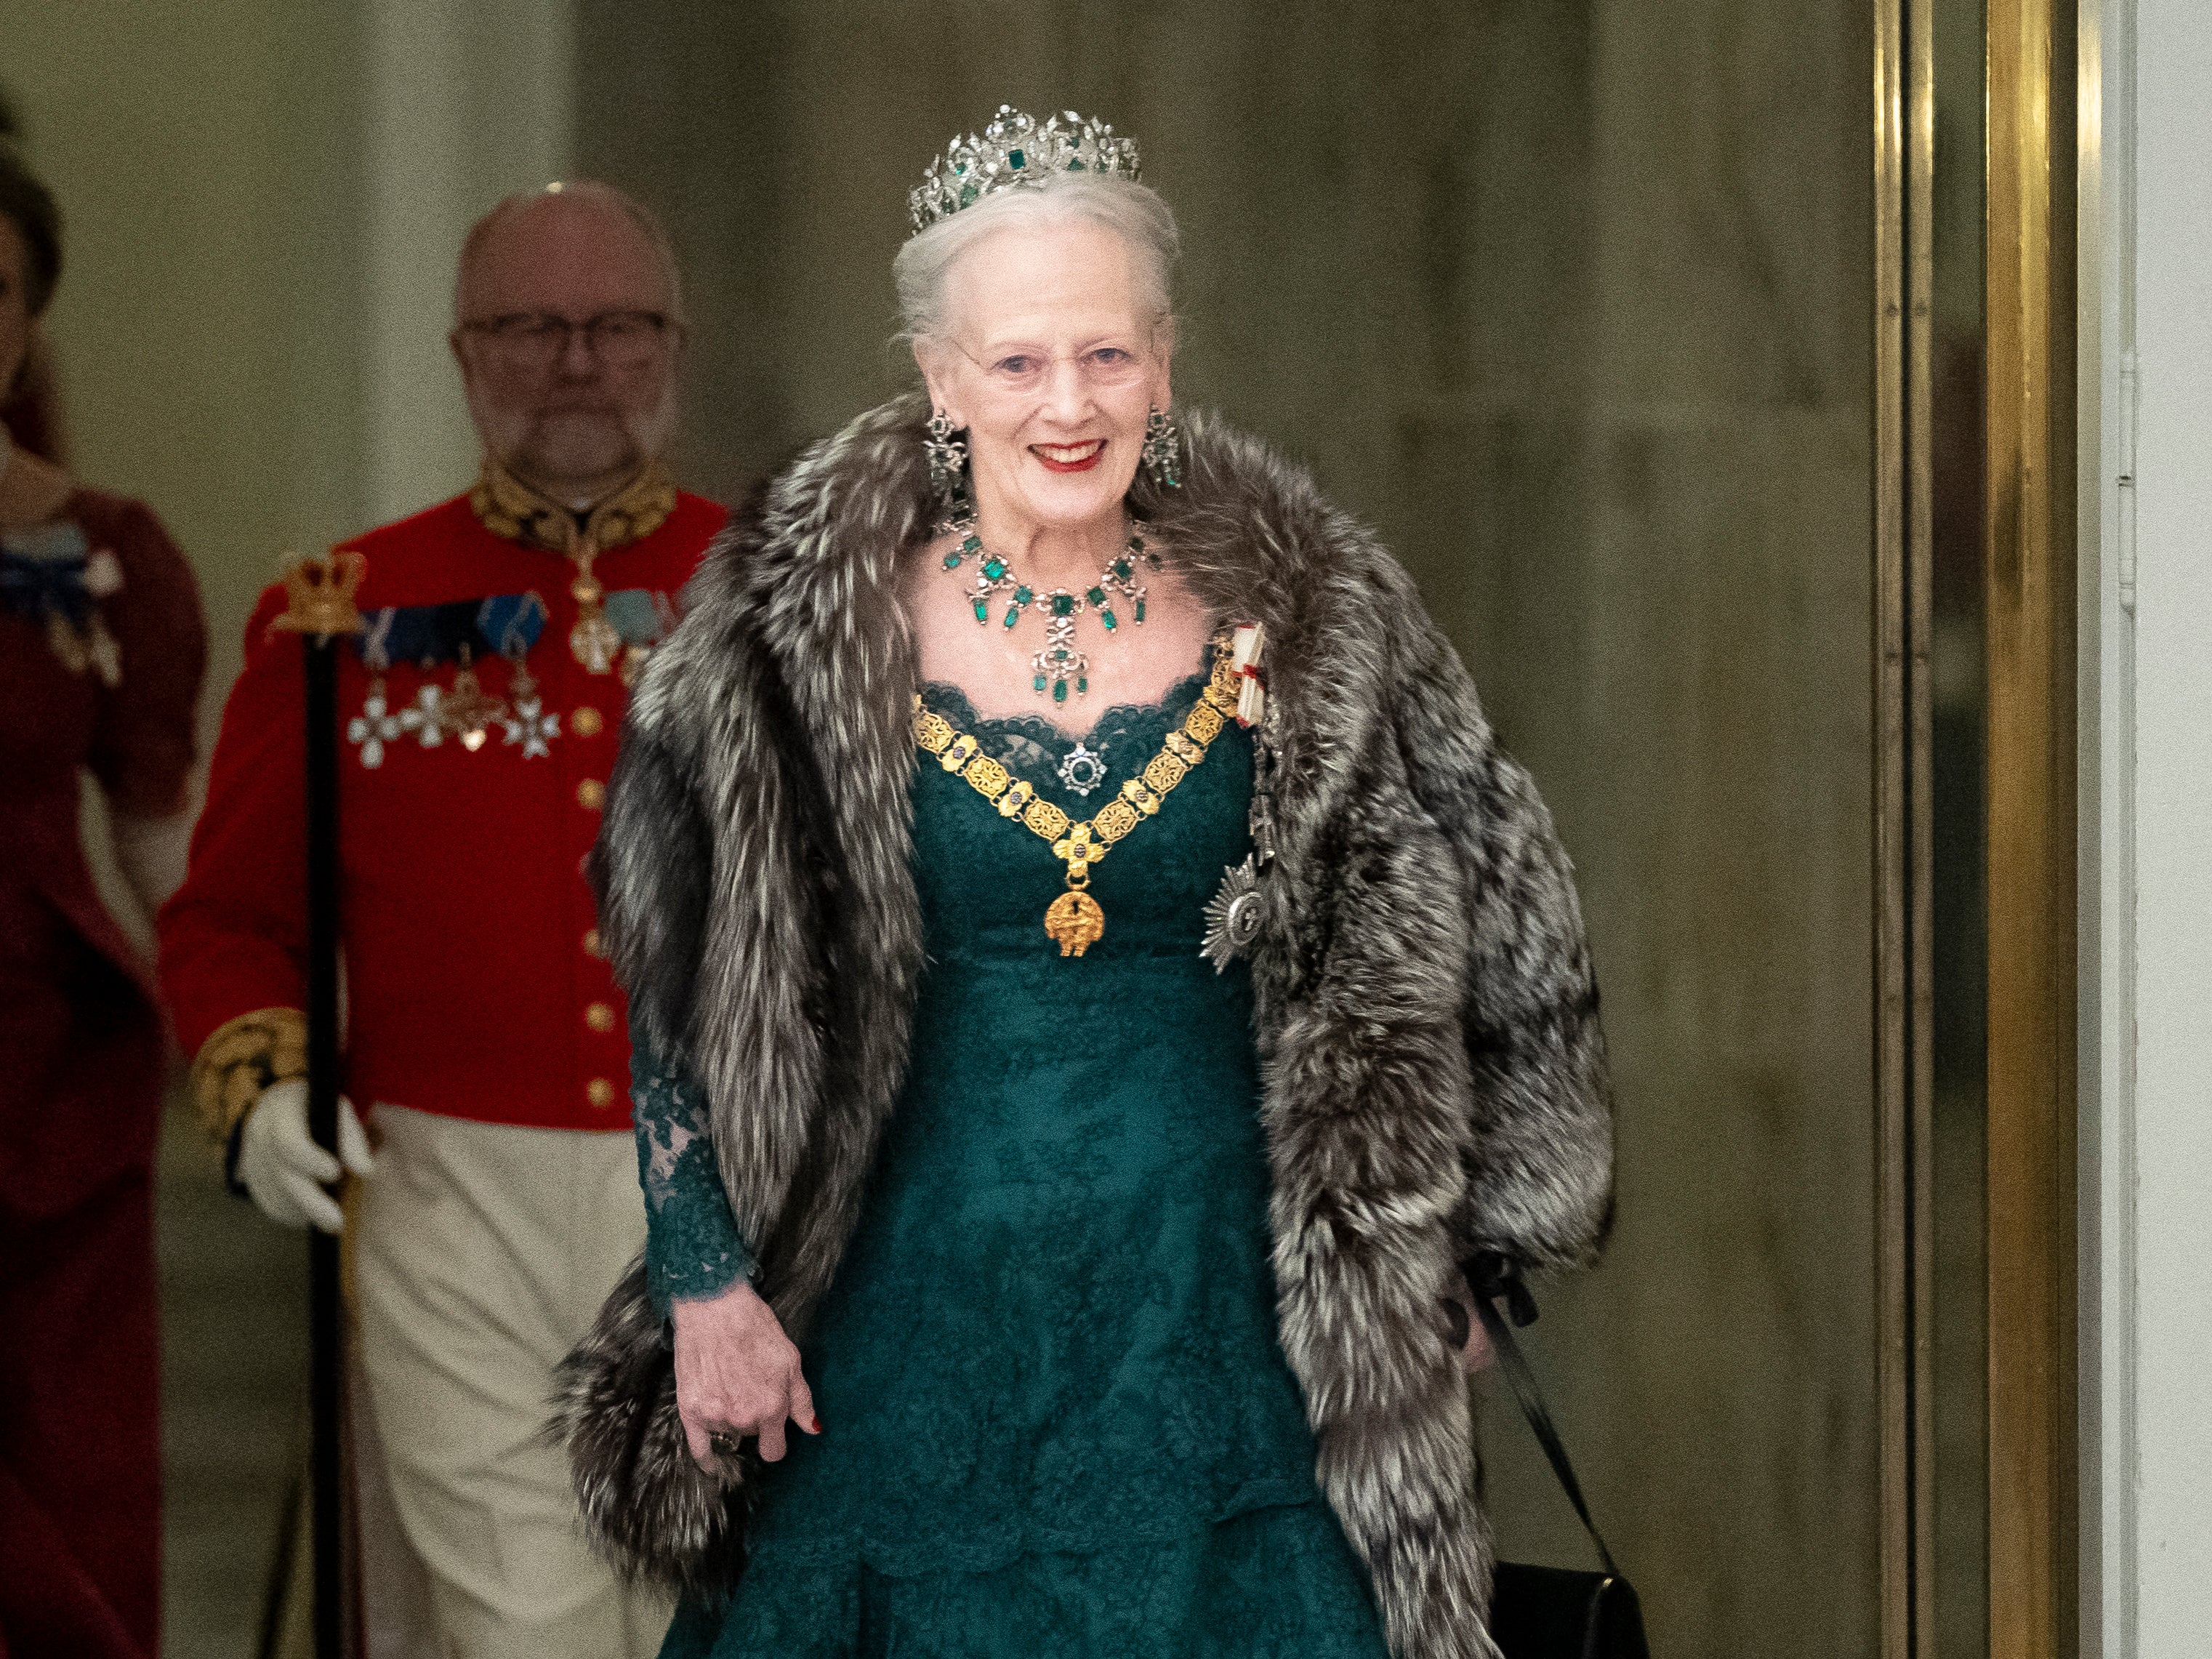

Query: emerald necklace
[939,517,1159,702]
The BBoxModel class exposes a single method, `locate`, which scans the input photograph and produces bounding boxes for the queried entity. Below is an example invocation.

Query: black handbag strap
[1470,1259,1620,1580]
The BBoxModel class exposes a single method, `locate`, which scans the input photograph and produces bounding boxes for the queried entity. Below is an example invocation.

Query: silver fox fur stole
[552,392,1614,1659]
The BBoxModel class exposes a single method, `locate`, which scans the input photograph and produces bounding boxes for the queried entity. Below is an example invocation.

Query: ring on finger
[709,1429,742,1456]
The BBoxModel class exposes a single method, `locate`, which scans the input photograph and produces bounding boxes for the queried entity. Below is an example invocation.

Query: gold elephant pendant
[1043,888,1106,957]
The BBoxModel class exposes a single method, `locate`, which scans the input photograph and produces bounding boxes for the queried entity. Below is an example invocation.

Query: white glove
[238,1077,376,1233]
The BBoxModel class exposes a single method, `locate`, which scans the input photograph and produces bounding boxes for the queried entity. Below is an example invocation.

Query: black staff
[268,550,364,1659]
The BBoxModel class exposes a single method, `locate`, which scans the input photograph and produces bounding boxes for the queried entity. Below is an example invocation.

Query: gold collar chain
[913,641,1242,957]
[470,457,677,674]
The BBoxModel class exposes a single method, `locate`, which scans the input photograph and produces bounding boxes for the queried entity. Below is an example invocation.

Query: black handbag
[1466,1259,1650,1659]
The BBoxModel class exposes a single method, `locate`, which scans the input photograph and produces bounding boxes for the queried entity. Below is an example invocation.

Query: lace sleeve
[630,1035,756,1313]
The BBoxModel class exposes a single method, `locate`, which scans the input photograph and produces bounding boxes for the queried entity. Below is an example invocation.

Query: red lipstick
[1033,439,1106,473]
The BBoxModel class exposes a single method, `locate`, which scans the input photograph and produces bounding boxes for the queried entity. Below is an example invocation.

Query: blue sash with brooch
[1,521,126,684]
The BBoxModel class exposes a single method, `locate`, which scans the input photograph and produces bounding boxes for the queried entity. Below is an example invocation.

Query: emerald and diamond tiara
[908,105,1142,236]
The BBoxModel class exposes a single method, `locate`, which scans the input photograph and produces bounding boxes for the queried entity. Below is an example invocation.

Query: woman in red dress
[0,121,206,1659]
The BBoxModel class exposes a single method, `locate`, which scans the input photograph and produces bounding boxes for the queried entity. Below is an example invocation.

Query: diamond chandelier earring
[1141,404,1183,489]
[925,409,971,518]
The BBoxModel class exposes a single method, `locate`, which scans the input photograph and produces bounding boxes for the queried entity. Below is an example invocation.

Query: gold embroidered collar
[469,457,677,558]
[469,457,678,675]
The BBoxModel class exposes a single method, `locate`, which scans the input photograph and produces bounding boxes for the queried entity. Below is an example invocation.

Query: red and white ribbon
[1228,622,1266,728]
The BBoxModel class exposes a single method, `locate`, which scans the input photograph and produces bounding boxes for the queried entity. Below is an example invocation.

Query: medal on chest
[1200,624,1277,973]
[1044,888,1106,956]
[469,459,677,678]
[341,586,680,769]
[569,566,623,675]
[347,592,556,767]
[1199,855,1265,971]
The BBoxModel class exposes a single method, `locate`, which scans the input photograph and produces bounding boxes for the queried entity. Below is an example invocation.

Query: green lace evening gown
[638,664,1389,1659]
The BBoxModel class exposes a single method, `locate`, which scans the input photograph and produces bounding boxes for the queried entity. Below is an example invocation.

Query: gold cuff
[190,1007,310,1143]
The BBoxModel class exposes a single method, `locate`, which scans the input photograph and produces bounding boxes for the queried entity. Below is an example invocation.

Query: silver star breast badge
[1200,855,1266,973]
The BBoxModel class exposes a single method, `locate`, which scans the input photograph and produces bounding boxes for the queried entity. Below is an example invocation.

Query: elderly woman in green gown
[558,108,1615,1659]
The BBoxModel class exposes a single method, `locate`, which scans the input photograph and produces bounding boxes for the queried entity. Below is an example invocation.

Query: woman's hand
[671,1277,821,1469]
[1442,1273,1496,1375]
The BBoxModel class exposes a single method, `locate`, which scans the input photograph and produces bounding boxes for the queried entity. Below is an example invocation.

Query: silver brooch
[1058,741,1109,797]
[1200,856,1266,973]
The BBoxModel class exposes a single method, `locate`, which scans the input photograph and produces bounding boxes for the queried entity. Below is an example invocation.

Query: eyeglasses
[459,310,675,374]
[952,340,1154,398]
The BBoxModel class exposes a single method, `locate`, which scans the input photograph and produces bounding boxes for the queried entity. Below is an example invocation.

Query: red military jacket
[159,464,725,1132]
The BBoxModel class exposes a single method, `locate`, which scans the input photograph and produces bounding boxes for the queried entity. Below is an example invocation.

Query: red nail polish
[808,1413,823,1434]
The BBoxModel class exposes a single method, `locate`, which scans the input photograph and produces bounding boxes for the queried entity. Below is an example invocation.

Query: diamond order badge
[914,641,1243,957]
[1058,742,1109,797]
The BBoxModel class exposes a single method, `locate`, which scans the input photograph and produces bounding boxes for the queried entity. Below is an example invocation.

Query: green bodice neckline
[917,667,1208,771]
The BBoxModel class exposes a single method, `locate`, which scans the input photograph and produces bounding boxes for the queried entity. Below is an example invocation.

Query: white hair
[893,174,1180,345]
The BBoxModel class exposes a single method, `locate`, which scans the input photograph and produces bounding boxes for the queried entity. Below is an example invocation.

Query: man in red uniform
[160,181,726,1658]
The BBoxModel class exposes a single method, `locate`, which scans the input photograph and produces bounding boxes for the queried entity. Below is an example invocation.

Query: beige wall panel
[359,0,578,523]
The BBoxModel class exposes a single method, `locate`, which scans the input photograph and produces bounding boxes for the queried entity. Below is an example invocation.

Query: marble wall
[579,2,1880,1652]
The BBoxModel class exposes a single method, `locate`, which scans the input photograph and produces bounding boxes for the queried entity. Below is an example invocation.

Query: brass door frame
[1984,0,2080,1653]
[1878,2,2078,1655]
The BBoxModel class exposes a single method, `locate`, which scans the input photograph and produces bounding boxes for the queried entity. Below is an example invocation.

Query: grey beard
[470,382,679,496]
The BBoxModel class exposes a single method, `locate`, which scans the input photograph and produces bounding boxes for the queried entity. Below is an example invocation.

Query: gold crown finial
[266,549,366,639]
[909,106,1143,236]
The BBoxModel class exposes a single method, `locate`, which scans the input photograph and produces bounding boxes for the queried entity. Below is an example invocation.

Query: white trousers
[354,1104,671,1659]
